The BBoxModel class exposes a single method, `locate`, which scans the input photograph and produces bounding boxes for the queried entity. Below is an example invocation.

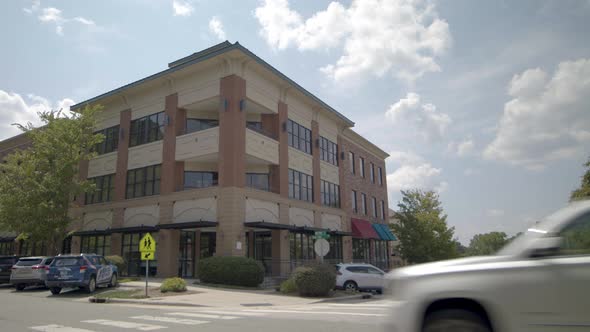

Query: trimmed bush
[105,255,126,274]
[198,256,264,287]
[279,277,298,294]
[293,263,336,297]
[160,277,187,293]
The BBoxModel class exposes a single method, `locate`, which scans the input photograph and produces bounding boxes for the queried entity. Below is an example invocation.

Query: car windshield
[16,258,43,266]
[53,258,83,267]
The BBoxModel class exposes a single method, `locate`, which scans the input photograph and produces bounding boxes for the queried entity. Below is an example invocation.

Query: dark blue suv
[45,254,118,295]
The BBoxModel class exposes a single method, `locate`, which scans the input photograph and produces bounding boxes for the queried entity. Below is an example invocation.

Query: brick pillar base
[343,236,353,263]
[271,229,290,277]
[215,187,246,257]
[110,234,122,256]
[157,229,180,278]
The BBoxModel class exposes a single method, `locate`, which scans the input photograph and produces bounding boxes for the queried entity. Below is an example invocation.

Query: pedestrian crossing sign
[141,251,155,261]
[139,233,156,252]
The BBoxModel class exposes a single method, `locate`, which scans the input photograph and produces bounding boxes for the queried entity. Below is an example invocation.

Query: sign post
[139,233,156,297]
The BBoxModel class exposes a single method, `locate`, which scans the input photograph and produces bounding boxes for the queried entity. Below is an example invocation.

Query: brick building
[0,42,395,278]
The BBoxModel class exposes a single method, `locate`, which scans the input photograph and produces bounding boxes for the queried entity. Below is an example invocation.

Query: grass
[118,277,140,283]
[193,281,263,290]
[94,289,148,299]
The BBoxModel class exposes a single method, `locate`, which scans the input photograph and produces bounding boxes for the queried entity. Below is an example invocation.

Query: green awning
[372,223,397,241]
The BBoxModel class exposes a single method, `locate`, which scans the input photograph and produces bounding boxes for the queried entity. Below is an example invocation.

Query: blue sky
[1,0,589,243]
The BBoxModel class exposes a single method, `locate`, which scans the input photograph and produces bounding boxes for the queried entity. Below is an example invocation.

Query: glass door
[178,231,195,278]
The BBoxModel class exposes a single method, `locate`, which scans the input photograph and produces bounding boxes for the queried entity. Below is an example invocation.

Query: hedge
[293,263,336,297]
[279,277,298,294]
[105,255,126,274]
[160,277,187,293]
[198,256,264,287]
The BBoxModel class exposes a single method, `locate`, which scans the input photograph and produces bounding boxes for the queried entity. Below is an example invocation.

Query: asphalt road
[0,284,390,332]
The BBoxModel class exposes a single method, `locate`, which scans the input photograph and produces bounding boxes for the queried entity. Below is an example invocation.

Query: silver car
[336,263,386,292]
[10,256,54,291]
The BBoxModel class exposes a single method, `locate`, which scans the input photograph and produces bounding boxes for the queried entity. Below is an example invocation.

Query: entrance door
[254,232,272,275]
[178,231,195,278]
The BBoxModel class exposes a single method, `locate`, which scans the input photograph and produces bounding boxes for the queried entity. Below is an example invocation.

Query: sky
[1,0,589,243]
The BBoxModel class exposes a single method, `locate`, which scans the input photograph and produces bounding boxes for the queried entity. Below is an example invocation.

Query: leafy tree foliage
[390,189,458,264]
[467,232,509,256]
[570,158,590,201]
[0,106,103,254]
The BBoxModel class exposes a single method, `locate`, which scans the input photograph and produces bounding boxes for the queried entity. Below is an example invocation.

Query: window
[351,190,357,213]
[85,174,115,204]
[246,173,269,191]
[325,235,343,261]
[361,193,367,215]
[126,164,161,199]
[381,200,386,220]
[372,197,377,217]
[186,118,218,134]
[94,125,119,155]
[288,169,313,202]
[378,167,383,186]
[246,121,262,132]
[321,180,340,208]
[370,163,375,183]
[80,234,111,256]
[130,112,166,147]
[559,213,590,256]
[320,137,338,166]
[353,239,370,261]
[359,157,365,178]
[349,152,355,174]
[184,171,218,189]
[289,232,316,261]
[0,241,14,256]
[287,119,312,154]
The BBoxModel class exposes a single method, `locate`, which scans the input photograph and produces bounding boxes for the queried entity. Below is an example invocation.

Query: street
[0,285,390,331]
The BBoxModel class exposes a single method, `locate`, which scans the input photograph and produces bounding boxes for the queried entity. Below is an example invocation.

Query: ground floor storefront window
[289,232,315,266]
[374,240,389,270]
[0,241,14,255]
[352,238,370,262]
[178,231,195,278]
[122,232,157,277]
[19,240,46,256]
[61,236,72,255]
[324,235,343,263]
[81,234,111,256]
[200,232,216,258]
[254,232,272,275]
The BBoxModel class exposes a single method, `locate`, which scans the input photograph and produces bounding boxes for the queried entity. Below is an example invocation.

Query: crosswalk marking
[81,319,165,331]
[241,309,386,317]
[326,303,393,307]
[130,315,208,325]
[30,325,95,332]
[197,310,268,317]
[289,305,388,311]
[167,312,239,320]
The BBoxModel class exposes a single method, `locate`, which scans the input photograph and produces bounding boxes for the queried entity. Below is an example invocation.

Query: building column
[157,229,180,278]
[110,208,124,257]
[271,229,290,277]
[194,230,201,276]
[114,110,131,202]
[343,236,353,263]
[216,75,247,257]
[337,135,352,263]
[161,93,180,195]
[311,120,321,205]
[71,236,82,254]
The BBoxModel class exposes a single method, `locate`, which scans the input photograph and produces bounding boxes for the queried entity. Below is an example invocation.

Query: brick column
[311,120,321,205]
[157,228,180,278]
[161,93,179,195]
[114,110,131,201]
[71,236,81,254]
[278,102,289,198]
[343,236,353,263]
[271,229,290,277]
[338,135,352,262]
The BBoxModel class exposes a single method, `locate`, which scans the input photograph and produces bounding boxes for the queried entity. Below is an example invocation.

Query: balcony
[175,127,219,161]
[245,128,279,165]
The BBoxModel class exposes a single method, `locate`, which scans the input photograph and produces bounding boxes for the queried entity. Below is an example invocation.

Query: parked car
[45,254,118,295]
[335,263,385,292]
[10,256,54,290]
[0,256,19,284]
[383,200,590,332]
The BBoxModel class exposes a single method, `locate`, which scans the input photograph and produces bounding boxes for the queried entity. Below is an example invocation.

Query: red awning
[351,218,379,239]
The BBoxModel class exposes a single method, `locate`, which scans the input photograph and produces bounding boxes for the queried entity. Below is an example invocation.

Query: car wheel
[343,281,358,292]
[50,287,61,295]
[15,284,26,291]
[423,309,491,332]
[109,274,118,288]
[86,276,96,293]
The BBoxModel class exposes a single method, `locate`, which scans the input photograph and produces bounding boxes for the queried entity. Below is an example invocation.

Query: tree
[570,158,590,201]
[467,232,508,256]
[0,106,103,254]
[390,189,458,264]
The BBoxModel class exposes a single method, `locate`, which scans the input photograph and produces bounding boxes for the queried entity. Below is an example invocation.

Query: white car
[383,200,590,332]
[10,256,54,291]
[336,263,385,292]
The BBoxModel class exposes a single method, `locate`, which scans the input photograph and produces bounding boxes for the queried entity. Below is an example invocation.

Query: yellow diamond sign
[139,233,156,252]
[141,251,155,261]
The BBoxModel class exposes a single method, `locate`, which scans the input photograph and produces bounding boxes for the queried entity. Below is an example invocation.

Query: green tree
[570,158,590,201]
[0,106,103,254]
[467,232,508,256]
[390,189,458,264]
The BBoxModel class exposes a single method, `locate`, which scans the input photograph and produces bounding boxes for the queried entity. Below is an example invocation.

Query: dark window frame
[85,174,115,205]
[183,171,218,190]
[359,157,365,178]
[372,196,377,218]
[129,112,166,147]
[349,152,355,174]
[287,119,312,154]
[94,125,119,155]
[126,164,161,199]
[361,193,367,215]
[288,169,313,202]
[370,163,375,183]
[320,136,338,166]
[381,200,386,220]
[320,180,340,208]
[80,234,111,256]
[246,173,270,192]
[185,118,219,134]
[351,190,358,213]
[378,167,383,186]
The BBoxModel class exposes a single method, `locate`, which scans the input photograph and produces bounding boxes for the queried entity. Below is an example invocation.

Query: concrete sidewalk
[95,280,369,307]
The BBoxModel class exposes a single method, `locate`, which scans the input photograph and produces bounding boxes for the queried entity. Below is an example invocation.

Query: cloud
[386,151,448,201]
[486,209,505,217]
[73,17,95,26]
[38,7,64,23]
[385,92,452,142]
[172,0,194,17]
[0,90,74,140]
[463,168,481,176]
[23,0,40,14]
[254,0,451,83]
[208,17,226,41]
[25,2,98,36]
[448,138,475,157]
[484,58,590,170]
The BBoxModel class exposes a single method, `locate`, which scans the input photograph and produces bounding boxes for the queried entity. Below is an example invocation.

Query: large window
[246,173,269,191]
[122,233,157,277]
[0,241,14,256]
[353,239,370,261]
[381,200,386,220]
[126,164,161,199]
[359,157,365,178]
[370,163,375,183]
[378,167,383,186]
[287,119,312,154]
[349,152,355,174]
[80,234,111,256]
[375,240,389,270]
[325,235,343,261]
[321,180,340,208]
[289,232,316,261]
[361,193,367,215]
[186,118,218,134]
[289,169,313,202]
[85,174,115,204]
[184,171,218,189]
[320,137,338,166]
[372,197,378,217]
[351,190,358,213]
[130,112,166,147]
[94,125,119,155]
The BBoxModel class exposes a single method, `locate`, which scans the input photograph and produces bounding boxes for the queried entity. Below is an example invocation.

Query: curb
[311,293,372,304]
[88,297,207,307]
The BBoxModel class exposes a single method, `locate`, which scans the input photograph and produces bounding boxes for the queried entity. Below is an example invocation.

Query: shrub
[293,263,336,297]
[198,256,264,287]
[160,277,187,293]
[105,255,126,274]
[279,277,298,294]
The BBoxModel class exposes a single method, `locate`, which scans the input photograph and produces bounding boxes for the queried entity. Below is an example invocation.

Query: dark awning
[330,230,352,236]
[72,225,158,236]
[296,226,329,233]
[158,221,218,230]
[244,221,297,231]
[351,218,379,239]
